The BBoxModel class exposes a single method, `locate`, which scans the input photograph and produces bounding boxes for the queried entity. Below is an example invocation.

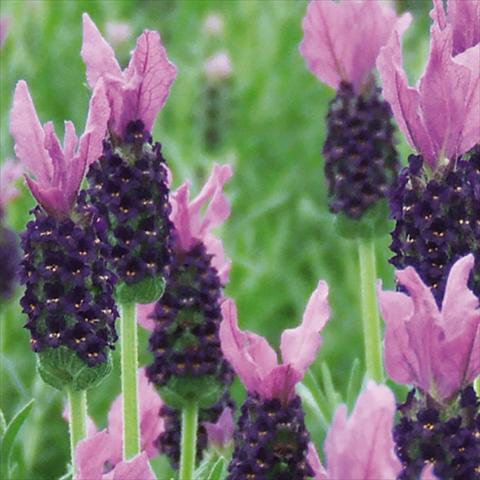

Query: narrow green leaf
[321,363,342,414]
[296,383,329,432]
[0,399,34,480]
[303,370,331,419]
[205,456,227,480]
[0,409,6,438]
[346,358,362,411]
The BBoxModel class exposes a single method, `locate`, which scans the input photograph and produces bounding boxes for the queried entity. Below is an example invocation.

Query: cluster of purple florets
[227,394,313,480]
[20,201,118,366]
[323,81,399,219]
[0,222,20,300]
[146,241,233,387]
[87,120,175,286]
[394,387,480,480]
[390,146,480,304]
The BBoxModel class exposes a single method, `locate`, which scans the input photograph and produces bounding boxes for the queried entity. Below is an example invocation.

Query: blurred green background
[0,0,432,478]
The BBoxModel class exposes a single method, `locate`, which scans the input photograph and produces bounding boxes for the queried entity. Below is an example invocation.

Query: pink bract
[431,0,480,56]
[75,369,163,479]
[203,407,235,449]
[300,0,401,93]
[377,11,479,170]
[171,162,233,281]
[82,13,177,138]
[10,80,109,217]
[378,255,480,403]
[315,382,401,479]
[219,281,330,404]
[0,160,22,212]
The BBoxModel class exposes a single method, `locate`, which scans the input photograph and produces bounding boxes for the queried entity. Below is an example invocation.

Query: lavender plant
[3,1,480,480]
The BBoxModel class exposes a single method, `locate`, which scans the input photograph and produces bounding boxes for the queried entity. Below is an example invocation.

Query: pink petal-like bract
[204,407,235,448]
[76,430,113,480]
[136,302,156,331]
[324,382,401,479]
[280,280,330,376]
[377,10,479,169]
[106,453,156,480]
[107,369,164,463]
[220,281,330,403]
[300,0,400,93]
[82,13,177,137]
[378,255,480,402]
[10,80,109,217]
[0,160,22,212]
[306,442,328,480]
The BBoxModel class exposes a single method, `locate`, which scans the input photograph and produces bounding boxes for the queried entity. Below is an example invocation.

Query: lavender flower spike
[204,407,234,450]
[221,282,330,480]
[10,80,109,217]
[307,382,401,480]
[377,11,480,170]
[378,254,480,403]
[82,12,176,139]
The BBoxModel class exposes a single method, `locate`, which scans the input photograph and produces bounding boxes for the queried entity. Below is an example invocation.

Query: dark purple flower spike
[300,0,406,223]
[10,80,118,389]
[81,14,177,302]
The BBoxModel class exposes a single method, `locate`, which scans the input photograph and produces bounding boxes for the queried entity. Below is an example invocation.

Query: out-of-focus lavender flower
[203,13,224,37]
[300,0,404,221]
[105,21,132,48]
[0,160,22,300]
[377,10,479,171]
[307,382,401,480]
[204,51,232,84]
[221,282,330,479]
[76,369,163,479]
[0,16,10,48]
[378,255,480,403]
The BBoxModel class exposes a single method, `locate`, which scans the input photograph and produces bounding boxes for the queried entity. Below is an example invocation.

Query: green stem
[358,238,384,383]
[120,302,140,460]
[475,376,480,396]
[179,402,198,480]
[67,389,87,478]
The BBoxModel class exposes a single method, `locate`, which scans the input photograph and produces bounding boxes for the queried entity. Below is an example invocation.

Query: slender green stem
[475,376,480,396]
[67,389,87,478]
[120,302,140,460]
[179,402,199,480]
[358,238,384,383]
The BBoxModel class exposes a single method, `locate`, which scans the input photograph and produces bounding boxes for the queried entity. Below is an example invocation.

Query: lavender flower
[10,80,118,387]
[307,382,401,480]
[300,0,404,221]
[81,14,176,300]
[378,3,480,303]
[220,282,330,479]
[0,160,22,300]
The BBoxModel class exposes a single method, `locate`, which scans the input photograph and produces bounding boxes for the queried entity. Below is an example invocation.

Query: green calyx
[37,347,112,392]
[159,375,224,410]
[115,274,166,304]
[333,200,392,240]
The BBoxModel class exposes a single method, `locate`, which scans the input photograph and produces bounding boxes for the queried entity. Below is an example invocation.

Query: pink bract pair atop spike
[377,0,480,170]
[81,13,177,139]
[219,280,330,405]
[378,254,480,404]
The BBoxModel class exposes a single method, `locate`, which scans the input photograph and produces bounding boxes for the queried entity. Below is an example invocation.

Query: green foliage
[0,0,431,478]
[0,400,34,480]
[194,454,228,480]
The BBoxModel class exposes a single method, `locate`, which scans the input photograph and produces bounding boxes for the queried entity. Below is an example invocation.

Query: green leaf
[321,363,342,414]
[193,453,227,480]
[0,409,6,438]
[302,370,331,419]
[0,399,34,480]
[346,358,362,411]
[296,383,329,432]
